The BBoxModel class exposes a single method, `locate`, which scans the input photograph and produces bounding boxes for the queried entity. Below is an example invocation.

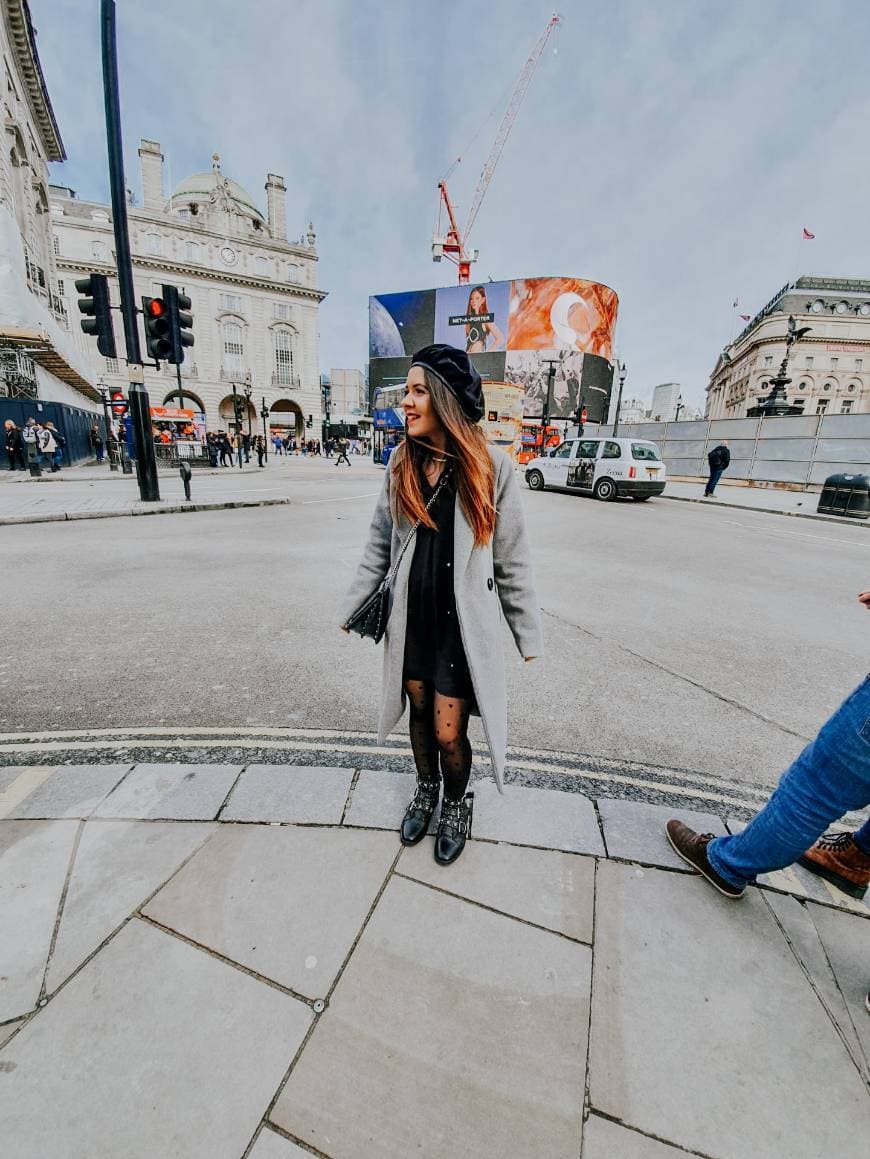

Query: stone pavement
[663,479,868,525]
[1,763,868,1158]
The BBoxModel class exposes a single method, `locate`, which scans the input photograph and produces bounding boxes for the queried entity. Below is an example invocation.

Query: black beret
[410,343,484,423]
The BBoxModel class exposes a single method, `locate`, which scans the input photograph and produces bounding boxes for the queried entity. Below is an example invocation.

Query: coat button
[487,578,494,591]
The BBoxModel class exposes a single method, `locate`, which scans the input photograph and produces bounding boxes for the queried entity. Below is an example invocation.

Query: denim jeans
[708,677,870,888]
[706,467,724,494]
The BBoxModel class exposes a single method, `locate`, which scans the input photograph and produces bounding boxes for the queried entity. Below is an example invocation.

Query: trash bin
[817,473,870,519]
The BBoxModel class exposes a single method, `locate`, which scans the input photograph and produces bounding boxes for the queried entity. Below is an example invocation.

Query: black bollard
[179,461,192,501]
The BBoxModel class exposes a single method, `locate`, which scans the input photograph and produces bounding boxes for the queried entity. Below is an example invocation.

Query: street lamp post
[243,376,253,459]
[612,361,627,436]
[98,380,119,471]
[540,359,557,453]
[261,397,269,460]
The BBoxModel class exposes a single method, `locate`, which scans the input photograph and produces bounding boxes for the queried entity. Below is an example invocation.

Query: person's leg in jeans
[705,466,723,496]
[706,678,870,889]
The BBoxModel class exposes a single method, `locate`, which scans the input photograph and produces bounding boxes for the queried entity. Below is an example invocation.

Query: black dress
[403,470,475,699]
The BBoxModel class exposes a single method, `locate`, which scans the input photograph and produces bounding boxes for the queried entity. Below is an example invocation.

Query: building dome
[170,154,264,222]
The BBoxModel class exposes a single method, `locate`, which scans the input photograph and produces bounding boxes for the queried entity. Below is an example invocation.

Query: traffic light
[233,395,244,425]
[162,284,194,365]
[141,295,171,361]
[76,274,116,359]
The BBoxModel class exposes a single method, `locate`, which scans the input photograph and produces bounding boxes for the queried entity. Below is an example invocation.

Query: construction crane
[432,13,561,284]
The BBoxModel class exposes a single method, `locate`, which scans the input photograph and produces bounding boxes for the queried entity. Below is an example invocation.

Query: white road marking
[722,518,870,548]
[300,492,379,505]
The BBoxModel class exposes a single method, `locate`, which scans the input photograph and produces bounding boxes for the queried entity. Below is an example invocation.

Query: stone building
[49,140,326,438]
[649,382,682,423]
[706,276,870,419]
[0,0,99,443]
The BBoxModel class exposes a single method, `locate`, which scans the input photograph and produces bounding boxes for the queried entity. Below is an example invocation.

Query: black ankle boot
[434,792,474,865]
[400,777,440,846]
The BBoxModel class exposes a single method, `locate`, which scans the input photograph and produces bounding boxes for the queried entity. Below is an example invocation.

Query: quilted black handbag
[344,471,450,644]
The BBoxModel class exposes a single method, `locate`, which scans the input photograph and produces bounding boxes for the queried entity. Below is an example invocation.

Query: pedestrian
[90,423,105,463]
[335,438,351,467]
[219,433,233,467]
[206,433,219,467]
[666,588,870,1008]
[242,432,251,463]
[37,422,59,471]
[705,439,730,496]
[256,435,266,467]
[339,343,542,865]
[4,419,25,470]
[45,422,65,471]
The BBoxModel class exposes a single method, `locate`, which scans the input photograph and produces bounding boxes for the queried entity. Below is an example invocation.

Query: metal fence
[587,413,870,489]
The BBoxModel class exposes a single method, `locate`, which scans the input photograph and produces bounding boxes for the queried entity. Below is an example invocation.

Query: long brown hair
[393,370,495,547]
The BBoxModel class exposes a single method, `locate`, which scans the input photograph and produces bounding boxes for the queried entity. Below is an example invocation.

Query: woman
[464,286,504,353]
[255,435,266,468]
[340,343,542,864]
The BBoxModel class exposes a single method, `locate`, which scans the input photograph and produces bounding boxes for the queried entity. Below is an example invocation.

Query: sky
[30,0,870,410]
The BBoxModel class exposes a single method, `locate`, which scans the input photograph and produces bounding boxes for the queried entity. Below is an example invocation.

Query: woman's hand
[340,626,350,634]
[859,592,870,609]
[524,656,537,662]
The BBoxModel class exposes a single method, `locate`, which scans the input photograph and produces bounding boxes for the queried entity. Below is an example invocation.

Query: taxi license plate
[646,468,659,477]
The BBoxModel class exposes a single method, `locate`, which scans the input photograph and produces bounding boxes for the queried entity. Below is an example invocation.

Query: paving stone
[470,779,605,855]
[582,1114,701,1157]
[45,820,214,993]
[7,764,131,819]
[598,798,727,869]
[762,892,865,1073]
[0,766,26,795]
[343,767,427,831]
[93,763,240,820]
[248,1128,312,1158]
[144,826,396,998]
[0,820,78,1021]
[0,1019,24,1048]
[399,838,594,942]
[0,765,60,818]
[806,902,870,1073]
[0,918,312,1158]
[273,875,590,1159]
[589,860,870,1158]
[222,764,353,823]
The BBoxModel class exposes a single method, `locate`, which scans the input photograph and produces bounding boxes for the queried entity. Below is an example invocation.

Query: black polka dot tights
[404,679,472,801]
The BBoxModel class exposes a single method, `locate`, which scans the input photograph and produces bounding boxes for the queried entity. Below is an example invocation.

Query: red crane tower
[431,13,561,284]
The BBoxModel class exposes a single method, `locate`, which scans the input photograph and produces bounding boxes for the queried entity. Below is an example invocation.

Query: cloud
[32,0,870,409]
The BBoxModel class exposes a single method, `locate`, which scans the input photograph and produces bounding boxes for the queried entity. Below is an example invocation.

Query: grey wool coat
[338,446,543,791]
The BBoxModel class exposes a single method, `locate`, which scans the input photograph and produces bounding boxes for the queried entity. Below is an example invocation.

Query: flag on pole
[802,227,815,239]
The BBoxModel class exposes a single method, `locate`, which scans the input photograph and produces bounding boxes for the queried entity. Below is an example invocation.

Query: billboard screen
[369,275,617,424]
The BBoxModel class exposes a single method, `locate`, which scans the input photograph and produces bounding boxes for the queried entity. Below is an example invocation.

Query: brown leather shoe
[665,820,745,898]
[797,832,870,899]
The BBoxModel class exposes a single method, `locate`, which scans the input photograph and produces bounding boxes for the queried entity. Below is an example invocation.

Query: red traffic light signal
[141,296,171,360]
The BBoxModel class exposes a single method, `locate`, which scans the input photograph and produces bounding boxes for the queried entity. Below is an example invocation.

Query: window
[848,383,857,392]
[841,400,854,414]
[105,357,119,373]
[177,208,190,219]
[53,235,59,255]
[632,443,661,461]
[856,359,863,371]
[56,279,64,296]
[830,357,838,370]
[274,329,294,384]
[273,302,290,320]
[255,256,269,276]
[576,440,600,459]
[185,241,200,262]
[816,399,828,414]
[602,441,622,459]
[551,442,573,458]
[222,322,244,374]
[286,263,300,282]
[220,293,242,312]
[798,380,810,391]
[822,382,834,393]
[805,356,814,369]
[92,240,108,260]
[145,233,161,255]
[763,355,772,367]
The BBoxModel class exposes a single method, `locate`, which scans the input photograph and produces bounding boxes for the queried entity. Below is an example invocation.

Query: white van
[524,436,667,501]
